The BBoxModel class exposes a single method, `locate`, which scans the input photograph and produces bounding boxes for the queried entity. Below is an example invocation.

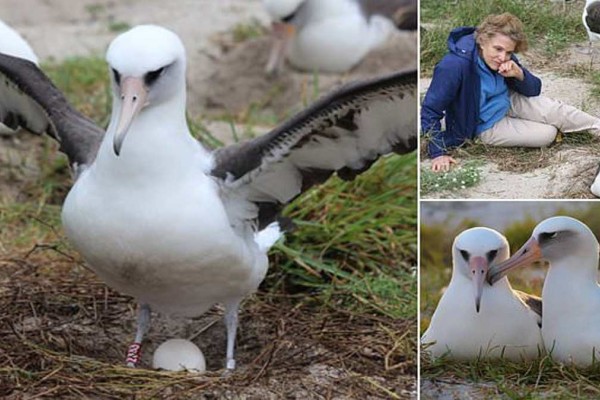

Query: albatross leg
[224,299,242,370]
[126,303,151,367]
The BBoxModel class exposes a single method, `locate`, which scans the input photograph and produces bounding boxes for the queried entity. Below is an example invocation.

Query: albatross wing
[211,68,416,228]
[0,53,104,174]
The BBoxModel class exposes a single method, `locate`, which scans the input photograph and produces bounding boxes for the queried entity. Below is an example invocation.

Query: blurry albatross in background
[263,0,417,74]
[0,25,417,370]
[0,19,38,135]
[583,0,600,68]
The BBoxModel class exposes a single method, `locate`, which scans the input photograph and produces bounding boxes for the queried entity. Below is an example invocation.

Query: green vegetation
[108,21,131,33]
[231,18,266,43]
[271,153,417,322]
[421,160,482,194]
[43,56,111,127]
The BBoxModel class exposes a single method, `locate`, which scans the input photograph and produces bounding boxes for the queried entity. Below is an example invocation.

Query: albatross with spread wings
[0,25,416,370]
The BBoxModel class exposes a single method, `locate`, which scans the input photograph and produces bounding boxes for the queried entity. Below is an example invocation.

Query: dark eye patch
[459,249,469,262]
[144,66,165,86]
[112,68,121,85]
[486,249,498,263]
[282,12,296,23]
[538,231,558,244]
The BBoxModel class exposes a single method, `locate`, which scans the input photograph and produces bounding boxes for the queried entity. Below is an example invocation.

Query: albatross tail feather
[254,222,283,252]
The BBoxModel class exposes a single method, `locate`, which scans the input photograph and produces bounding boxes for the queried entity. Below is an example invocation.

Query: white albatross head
[488,216,600,284]
[106,25,187,156]
[263,0,305,20]
[452,227,510,313]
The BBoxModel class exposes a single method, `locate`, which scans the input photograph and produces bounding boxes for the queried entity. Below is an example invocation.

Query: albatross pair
[0,25,417,369]
[263,0,417,73]
[424,216,600,368]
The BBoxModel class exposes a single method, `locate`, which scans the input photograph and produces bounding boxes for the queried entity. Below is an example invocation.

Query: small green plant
[85,4,105,19]
[421,161,482,194]
[108,21,131,33]
[231,19,265,43]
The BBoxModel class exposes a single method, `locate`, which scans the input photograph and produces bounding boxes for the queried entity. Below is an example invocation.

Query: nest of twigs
[0,246,415,399]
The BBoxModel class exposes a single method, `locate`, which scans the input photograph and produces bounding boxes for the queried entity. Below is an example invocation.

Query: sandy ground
[421,50,600,199]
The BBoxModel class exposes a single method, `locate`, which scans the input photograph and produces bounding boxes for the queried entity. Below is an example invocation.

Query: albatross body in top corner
[263,0,417,73]
[0,25,417,370]
[0,19,38,135]
[422,227,543,361]
[489,216,600,367]
[584,0,600,50]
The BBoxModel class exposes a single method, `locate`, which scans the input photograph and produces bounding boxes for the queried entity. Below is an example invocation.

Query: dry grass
[435,132,600,175]
[1,248,413,399]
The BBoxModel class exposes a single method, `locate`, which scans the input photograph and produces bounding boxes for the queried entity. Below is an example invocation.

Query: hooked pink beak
[488,237,543,285]
[113,76,149,156]
[265,22,296,75]
[470,256,488,313]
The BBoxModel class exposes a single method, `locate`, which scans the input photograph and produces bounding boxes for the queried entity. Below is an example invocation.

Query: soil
[421,46,600,199]
[0,1,417,398]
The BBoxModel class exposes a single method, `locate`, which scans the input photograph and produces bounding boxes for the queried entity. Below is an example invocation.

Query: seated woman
[421,12,600,172]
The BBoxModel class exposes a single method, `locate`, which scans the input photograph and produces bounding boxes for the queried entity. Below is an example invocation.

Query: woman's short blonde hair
[474,13,528,53]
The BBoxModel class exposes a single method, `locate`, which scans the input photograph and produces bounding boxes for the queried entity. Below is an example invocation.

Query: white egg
[152,339,206,372]
[591,171,600,198]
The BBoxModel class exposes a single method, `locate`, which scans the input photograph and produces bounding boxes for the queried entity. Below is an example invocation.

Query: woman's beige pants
[479,92,600,147]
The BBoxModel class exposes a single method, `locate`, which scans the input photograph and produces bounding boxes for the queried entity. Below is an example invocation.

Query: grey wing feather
[514,290,542,327]
[0,52,103,173]
[357,0,417,30]
[212,68,417,228]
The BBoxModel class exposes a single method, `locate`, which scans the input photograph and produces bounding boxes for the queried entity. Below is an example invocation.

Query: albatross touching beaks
[263,0,417,74]
[0,25,417,370]
[422,227,543,361]
[488,216,600,367]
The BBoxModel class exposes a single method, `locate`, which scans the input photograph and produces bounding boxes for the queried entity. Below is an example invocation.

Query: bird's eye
[539,231,558,243]
[112,68,121,85]
[282,12,296,23]
[459,249,469,262]
[144,67,165,86]
[487,249,498,263]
